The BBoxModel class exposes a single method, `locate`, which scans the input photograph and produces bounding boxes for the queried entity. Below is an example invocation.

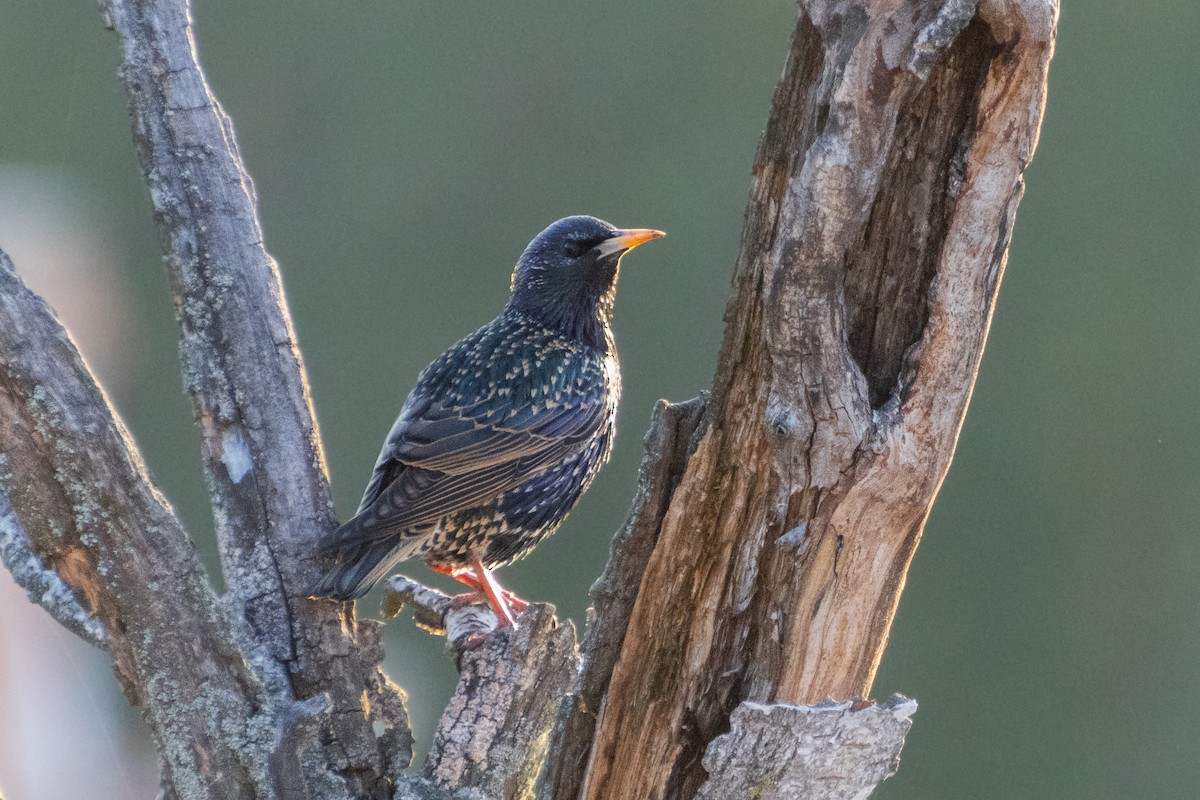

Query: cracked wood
[574,2,1057,798]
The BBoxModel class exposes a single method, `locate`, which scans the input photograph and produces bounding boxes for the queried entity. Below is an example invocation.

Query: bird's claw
[502,591,529,613]
[446,588,524,622]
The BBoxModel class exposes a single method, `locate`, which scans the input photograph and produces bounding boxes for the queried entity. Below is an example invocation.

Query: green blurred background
[1,1,1197,798]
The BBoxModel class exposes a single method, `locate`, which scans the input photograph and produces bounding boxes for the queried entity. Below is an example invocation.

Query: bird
[310,215,664,627]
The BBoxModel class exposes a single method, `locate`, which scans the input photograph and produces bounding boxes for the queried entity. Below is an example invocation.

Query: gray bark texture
[0,0,1056,798]
[694,697,917,800]
[696,695,916,800]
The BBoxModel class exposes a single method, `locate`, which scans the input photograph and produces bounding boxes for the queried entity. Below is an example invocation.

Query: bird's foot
[442,584,527,616]
[448,591,517,630]
[383,575,518,649]
[469,560,520,628]
[429,560,525,628]
[502,591,529,613]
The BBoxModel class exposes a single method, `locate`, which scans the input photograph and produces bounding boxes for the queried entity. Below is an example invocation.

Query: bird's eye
[563,239,589,258]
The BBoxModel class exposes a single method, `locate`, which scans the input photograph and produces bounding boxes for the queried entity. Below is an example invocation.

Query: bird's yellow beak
[611,228,666,250]
[596,228,666,256]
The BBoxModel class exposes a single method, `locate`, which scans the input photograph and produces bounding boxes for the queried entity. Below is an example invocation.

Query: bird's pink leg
[428,562,528,621]
[470,559,517,628]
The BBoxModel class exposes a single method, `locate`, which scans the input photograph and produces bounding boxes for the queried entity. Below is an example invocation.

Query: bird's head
[509,215,664,350]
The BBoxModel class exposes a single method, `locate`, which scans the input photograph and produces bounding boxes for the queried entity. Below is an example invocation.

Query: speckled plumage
[311,216,661,603]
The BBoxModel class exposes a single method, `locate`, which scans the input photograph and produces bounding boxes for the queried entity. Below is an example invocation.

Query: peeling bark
[695,696,917,800]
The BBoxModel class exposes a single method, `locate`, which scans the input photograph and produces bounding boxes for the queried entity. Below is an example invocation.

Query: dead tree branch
[96,0,415,795]
[0,249,268,798]
[0,0,1055,796]
[544,1,1057,799]
[0,0,414,796]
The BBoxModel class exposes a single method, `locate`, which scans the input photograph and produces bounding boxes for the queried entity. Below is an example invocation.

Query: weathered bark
[695,696,917,800]
[550,1,1057,799]
[537,397,708,799]
[0,0,412,797]
[93,10,411,789]
[0,0,1055,797]
[0,249,266,798]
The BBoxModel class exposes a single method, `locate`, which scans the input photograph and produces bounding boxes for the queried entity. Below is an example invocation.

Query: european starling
[311,215,664,625]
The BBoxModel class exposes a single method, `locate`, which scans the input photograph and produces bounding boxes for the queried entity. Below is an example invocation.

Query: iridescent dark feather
[311,216,659,602]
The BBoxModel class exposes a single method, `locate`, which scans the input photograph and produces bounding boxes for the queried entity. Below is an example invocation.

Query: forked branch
[0,0,1056,797]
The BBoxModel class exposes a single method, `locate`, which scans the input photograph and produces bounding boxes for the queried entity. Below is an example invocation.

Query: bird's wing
[341,363,609,544]
[391,389,606,473]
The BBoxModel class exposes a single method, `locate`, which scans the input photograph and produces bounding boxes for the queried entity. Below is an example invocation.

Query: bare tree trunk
[0,0,1056,798]
[545,3,1058,798]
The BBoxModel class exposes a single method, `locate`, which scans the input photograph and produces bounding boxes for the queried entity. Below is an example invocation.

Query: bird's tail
[309,535,403,601]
